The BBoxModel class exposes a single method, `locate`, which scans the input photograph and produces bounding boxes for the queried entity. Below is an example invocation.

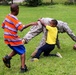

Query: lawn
[43,0,67,3]
[0,4,76,75]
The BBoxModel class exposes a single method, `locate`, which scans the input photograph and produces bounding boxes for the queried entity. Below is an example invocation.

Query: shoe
[2,55,11,68]
[20,65,28,73]
[56,52,62,58]
[30,58,39,62]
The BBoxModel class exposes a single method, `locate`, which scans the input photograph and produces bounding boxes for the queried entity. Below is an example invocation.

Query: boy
[31,19,62,61]
[2,4,37,73]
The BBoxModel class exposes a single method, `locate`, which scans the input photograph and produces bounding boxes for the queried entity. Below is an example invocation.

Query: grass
[43,0,67,3]
[0,4,76,75]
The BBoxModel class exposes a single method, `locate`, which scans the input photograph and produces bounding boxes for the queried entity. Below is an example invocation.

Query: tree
[74,0,76,2]
[0,0,13,4]
[68,0,76,3]
[51,0,53,4]
[11,0,13,4]
[26,0,42,7]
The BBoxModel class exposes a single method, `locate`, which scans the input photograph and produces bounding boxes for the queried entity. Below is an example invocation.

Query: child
[2,3,37,73]
[31,19,62,61]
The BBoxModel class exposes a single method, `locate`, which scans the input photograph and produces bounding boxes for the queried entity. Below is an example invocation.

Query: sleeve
[46,25,51,31]
[63,23,76,42]
[2,21,5,29]
[15,20,24,31]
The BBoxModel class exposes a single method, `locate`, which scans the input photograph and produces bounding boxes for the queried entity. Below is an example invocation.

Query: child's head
[10,4,19,16]
[49,19,58,27]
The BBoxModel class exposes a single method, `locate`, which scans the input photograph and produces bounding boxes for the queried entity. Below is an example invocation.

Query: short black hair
[51,19,58,25]
[10,4,19,12]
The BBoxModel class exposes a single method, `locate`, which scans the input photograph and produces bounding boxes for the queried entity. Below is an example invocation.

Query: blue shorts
[8,44,26,55]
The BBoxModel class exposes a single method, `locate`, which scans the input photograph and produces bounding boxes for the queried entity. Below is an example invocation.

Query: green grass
[0,4,76,75]
[43,0,67,3]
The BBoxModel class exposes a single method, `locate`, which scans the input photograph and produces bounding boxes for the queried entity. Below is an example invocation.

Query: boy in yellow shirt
[31,19,62,60]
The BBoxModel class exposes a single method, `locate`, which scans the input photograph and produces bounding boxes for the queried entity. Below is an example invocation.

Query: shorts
[8,44,26,55]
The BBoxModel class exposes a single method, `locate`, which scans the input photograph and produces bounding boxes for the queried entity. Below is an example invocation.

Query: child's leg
[2,50,17,68]
[20,53,25,68]
[43,44,55,56]
[33,48,43,59]
[7,44,17,58]
[33,44,49,59]
[8,51,17,58]
[20,53,28,73]
[31,49,38,57]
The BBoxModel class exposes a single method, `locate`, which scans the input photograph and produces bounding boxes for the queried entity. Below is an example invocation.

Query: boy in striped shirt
[2,4,37,73]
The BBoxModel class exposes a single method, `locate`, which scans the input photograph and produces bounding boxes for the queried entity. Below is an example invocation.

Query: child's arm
[21,22,38,31]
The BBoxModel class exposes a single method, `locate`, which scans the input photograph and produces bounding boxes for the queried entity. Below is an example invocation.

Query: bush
[25,0,42,7]
[0,0,11,5]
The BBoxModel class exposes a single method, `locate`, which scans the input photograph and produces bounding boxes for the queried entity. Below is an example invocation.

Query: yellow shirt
[46,25,58,44]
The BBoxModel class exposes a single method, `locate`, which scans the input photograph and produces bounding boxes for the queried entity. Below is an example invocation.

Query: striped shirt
[2,14,24,46]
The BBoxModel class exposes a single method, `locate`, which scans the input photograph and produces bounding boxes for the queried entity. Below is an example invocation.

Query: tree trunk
[74,0,76,2]
[51,0,53,4]
[11,0,13,4]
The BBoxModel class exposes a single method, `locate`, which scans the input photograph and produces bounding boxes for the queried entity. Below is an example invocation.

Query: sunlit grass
[0,4,76,75]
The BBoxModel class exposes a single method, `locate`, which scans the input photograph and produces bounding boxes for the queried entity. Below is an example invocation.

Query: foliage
[0,0,11,5]
[25,0,43,6]
[1,0,76,6]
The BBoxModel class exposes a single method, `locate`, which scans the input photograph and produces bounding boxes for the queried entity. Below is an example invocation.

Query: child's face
[49,21,56,27]
[49,21,54,26]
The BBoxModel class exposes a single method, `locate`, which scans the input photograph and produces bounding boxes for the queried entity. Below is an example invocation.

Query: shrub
[25,0,42,7]
[0,0,11,5]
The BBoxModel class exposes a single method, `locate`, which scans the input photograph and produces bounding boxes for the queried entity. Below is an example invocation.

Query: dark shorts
[8,44,26,55]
